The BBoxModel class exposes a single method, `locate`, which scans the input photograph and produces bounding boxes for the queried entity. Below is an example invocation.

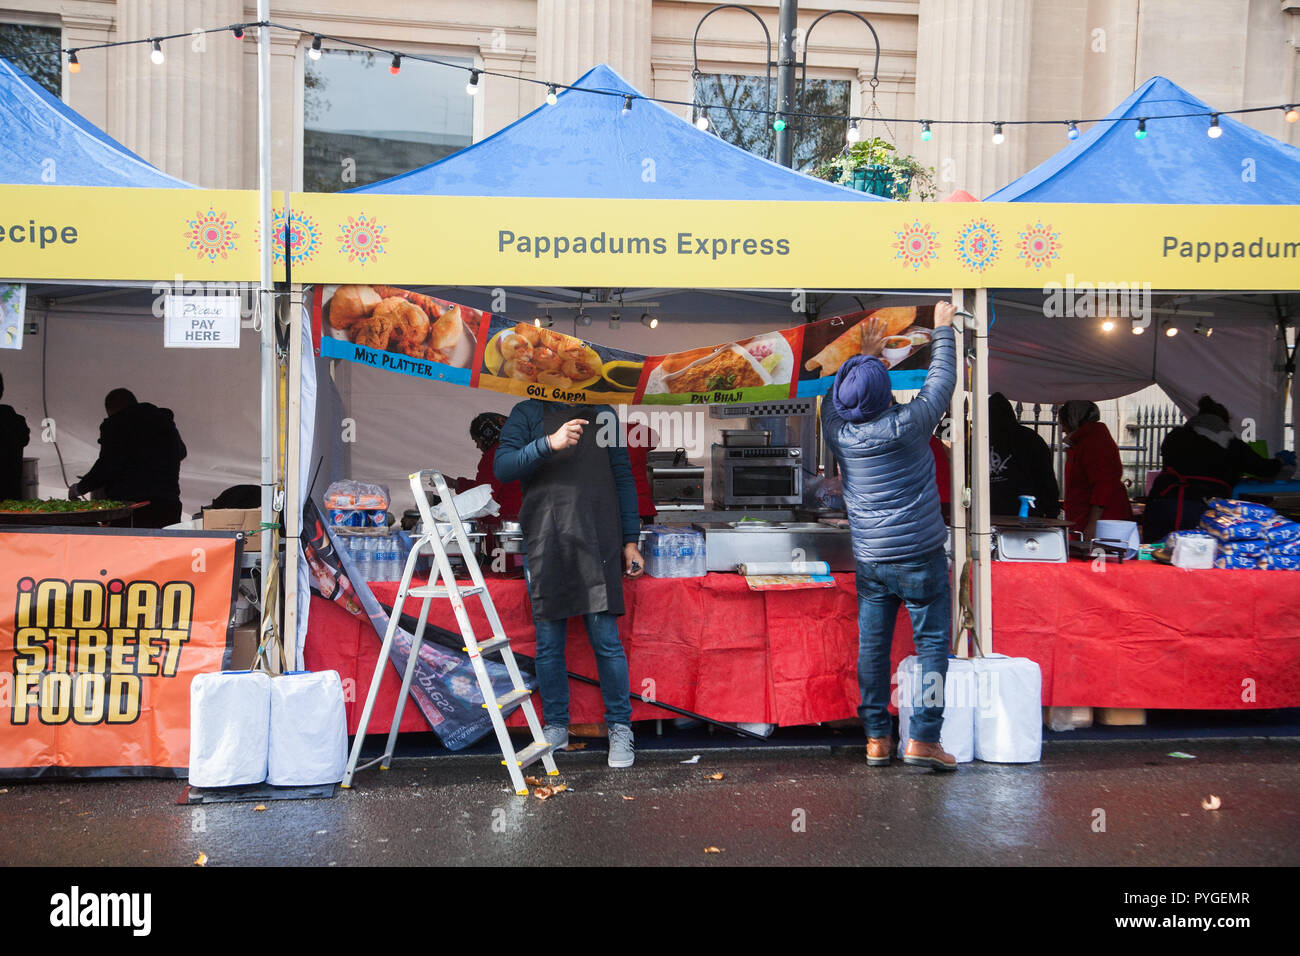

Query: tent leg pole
[256,2,277,661]
[949,288,969,658]
[970,289,994,655]
[285,283,303,669]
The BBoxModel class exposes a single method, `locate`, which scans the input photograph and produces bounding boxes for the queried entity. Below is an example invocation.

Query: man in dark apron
[495,400,645,768]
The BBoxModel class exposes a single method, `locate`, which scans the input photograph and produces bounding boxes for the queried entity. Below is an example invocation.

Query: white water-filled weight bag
[267,671,348,786]
[189,671,271,787]
[896,656,975,762]
[971,654,1043,763]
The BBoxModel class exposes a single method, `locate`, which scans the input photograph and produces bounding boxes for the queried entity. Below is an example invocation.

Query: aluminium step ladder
[341,469,558,794]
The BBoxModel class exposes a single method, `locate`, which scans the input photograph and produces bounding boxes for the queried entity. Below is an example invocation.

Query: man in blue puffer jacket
[821,301,958,772]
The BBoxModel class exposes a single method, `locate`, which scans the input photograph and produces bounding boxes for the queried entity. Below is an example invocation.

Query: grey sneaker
[542,725,569,752]
[607,723,635,768]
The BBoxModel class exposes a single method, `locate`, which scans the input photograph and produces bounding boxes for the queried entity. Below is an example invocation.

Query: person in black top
[69,388,188,528]
[0,372,30,500]
[1144,394,1289,542]
[987,392,1060,518]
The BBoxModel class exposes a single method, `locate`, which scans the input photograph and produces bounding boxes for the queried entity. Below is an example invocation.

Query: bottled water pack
[643,526,707,578]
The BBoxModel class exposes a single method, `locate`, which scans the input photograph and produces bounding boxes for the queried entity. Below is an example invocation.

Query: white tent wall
[987,294,1294,452]
[0,298,261,510]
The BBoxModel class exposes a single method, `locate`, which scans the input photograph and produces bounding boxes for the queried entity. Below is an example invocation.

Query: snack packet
[1208,498,1276,522]
[1198,512,1265,542]
[1214,553,1260,570]
[1261,516,1300,545]
[1259,552,1300,571]
[1218,540,1268,558]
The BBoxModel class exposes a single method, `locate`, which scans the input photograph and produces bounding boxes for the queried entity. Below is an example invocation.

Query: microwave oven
[711,444,803,507]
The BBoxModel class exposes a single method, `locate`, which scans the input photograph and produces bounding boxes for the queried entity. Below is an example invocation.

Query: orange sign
[0,528,241,778]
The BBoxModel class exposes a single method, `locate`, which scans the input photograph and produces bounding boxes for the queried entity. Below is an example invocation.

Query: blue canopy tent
[351,63,886,201]
[0,57,193,188]
[982,76,1297,452]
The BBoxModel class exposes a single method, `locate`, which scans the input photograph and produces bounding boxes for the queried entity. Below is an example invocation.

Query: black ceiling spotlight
[608,310,621,330]
[576,309,591,326]
[1194,321,1213,337]
[533,311,554,329]
[641,312,658,329]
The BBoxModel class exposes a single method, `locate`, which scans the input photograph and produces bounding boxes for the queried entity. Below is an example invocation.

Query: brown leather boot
[903,739,958,772]
[866,737,893,767]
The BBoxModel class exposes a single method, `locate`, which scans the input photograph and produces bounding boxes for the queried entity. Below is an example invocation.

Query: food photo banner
[1,186,1296,289]
[0,528,241,778]
[313,284,938,401]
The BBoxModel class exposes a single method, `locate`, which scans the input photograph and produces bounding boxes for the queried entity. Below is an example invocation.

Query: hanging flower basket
[850,164,913,200]
[814,137,935,202]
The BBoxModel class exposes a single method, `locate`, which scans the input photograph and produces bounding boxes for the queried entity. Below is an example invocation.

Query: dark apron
[521,403,625,620]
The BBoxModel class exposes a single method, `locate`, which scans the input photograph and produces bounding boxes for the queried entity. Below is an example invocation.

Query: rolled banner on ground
[735,560,830,576]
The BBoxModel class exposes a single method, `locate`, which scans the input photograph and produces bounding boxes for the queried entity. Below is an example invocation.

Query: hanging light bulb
[1207,114,1222,138]
[1285,106,1299,124]
[150,40,165,65]
[991,123,1005,145]
[231,25,244,39]
[309,35,323,60]
[546,84,558,106]
[695,113,709,131]
[641,313,658,329]
[846,121,861,144]
[389,54,402,75]
[622,95,634,115]
[920,120,932,142]
[1134,118,1147,139]
[466,69,480,95]
[67,50,80,74]
[1066,121,1079,141]
[773,117,786,132]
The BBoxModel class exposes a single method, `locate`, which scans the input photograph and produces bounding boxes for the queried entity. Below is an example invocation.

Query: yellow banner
[288,195,1300,290]
[1,184,1297,290]
[0,185,264,283]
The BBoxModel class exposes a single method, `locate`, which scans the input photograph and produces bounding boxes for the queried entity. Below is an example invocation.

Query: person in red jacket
[1058,400,1132,541]
[455,412,522,520]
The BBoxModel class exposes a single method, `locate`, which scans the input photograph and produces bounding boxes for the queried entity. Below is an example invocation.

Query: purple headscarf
[832,355,892,424]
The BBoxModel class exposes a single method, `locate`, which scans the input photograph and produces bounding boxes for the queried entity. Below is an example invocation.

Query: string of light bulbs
[9,20,1299,140]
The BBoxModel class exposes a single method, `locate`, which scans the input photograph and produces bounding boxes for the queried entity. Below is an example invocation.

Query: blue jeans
[855,549,951,743]
[522,556,633,727]
[532,613,633,728]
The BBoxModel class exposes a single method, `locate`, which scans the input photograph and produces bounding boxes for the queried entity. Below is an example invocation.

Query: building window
[303,49,474,193]
[0,23,62,97]
[693,73,850,171]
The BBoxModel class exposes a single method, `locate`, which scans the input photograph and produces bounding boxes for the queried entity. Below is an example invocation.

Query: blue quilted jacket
[821,326,956,563]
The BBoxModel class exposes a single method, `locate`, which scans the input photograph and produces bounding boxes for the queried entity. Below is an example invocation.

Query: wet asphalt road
[2,737,1297,867]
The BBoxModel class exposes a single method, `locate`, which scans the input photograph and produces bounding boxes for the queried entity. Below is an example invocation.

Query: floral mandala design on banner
[1016,220,1062,270]
[337,213,389,265]
[893,220,940,270]
[258,208,321,267]
[955,218,1001,273]
[184,208,239,262]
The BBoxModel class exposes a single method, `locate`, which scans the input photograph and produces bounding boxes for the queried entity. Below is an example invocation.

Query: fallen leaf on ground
[708,773,724,781]
[77,811,91,816]
[704,846,724,854]
[194,852,208,867]
[253,804,266,812]
[553,783,568,795]
[680,755,701,764]
[534,786,554,800]
[622,795,635,801]
[524,776,542,786]
[1201,795,1222,811]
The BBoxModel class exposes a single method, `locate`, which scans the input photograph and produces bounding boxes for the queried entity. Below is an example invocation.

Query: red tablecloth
[303,561,1300,735]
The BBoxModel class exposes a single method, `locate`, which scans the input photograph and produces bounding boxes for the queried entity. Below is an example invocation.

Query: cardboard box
[228,625,259,671]
[1096,707,1146,726]
[203,507,261,551]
